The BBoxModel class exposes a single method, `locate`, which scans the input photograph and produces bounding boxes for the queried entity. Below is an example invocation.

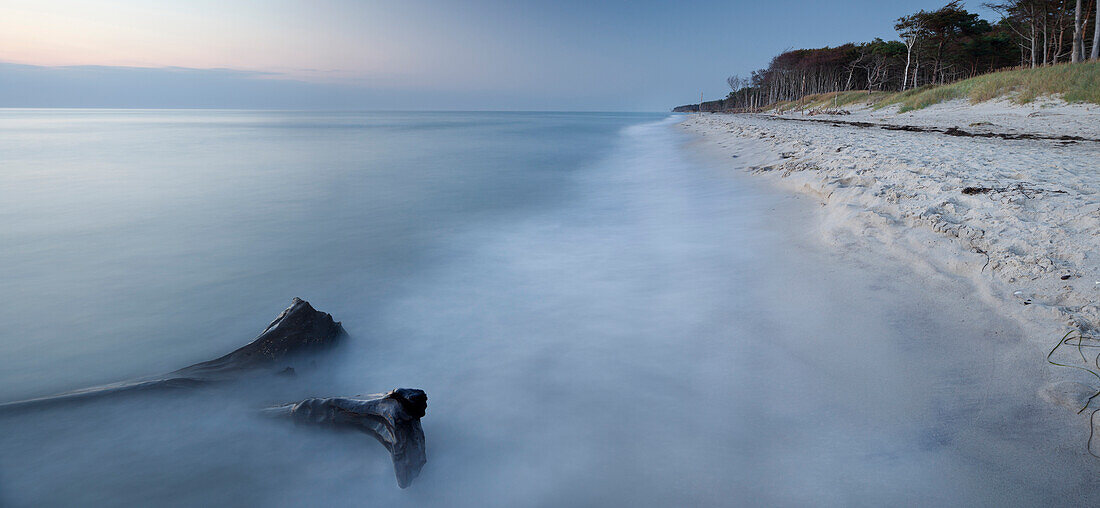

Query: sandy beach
[682,101,1100,415]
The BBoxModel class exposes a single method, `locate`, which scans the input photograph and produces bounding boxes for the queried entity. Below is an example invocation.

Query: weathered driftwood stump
[0,297,346,412]
[1,299,428,490]
[266,389,428,488]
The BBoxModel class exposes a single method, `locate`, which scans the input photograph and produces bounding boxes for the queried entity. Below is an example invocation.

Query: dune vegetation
[879,60,1100,111]
[768,61,1100,113]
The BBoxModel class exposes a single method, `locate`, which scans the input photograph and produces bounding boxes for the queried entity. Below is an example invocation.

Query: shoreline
[679,103,1100,410]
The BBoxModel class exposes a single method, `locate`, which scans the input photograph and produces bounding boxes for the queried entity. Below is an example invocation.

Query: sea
[0,110,1096,506]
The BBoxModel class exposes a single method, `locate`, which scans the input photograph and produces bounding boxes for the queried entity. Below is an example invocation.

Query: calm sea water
[0,110,1097,506]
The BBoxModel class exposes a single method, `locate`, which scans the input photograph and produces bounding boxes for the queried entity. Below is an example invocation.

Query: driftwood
[1,298,428,489]
[265,389,428,488]
[0,298,346,412]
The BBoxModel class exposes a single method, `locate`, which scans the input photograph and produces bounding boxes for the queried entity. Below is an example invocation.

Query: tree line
[716,0,1099,111]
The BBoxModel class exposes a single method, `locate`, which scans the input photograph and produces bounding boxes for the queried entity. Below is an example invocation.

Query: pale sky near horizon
[0,0,997,110]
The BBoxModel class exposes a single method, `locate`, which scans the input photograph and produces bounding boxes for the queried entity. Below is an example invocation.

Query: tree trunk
[935,41,946,84]
[1093,0,1100,60]
[912,53,920,88]
[1031,21,1038,68]
[1055,4,1067,64]
[1043,15,1049,66]
[1073,0,1084,62]
[902,40,913,91]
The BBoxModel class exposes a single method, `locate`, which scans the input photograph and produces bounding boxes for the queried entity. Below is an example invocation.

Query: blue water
[0,110,653,397]
[0,110,1096,506]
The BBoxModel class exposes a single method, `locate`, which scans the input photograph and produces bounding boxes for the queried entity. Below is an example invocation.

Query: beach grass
[771,62,1100,114]
[873,61,1100,112]
[771,90,891,113]
[800,90,891,109]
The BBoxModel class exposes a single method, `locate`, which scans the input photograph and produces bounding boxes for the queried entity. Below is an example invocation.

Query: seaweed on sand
[1047,331,1100,457]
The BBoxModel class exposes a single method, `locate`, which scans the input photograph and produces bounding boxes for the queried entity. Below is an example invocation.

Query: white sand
[792,98,1100,139]
[681,101,1100,410]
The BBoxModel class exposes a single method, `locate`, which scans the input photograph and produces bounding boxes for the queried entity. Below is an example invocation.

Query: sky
[0,0,998,111]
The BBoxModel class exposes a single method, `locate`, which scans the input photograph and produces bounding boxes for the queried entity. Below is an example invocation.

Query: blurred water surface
[0,110,1095,506]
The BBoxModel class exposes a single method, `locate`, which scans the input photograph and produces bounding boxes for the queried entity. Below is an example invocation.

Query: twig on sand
[1047,331,1100,457]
